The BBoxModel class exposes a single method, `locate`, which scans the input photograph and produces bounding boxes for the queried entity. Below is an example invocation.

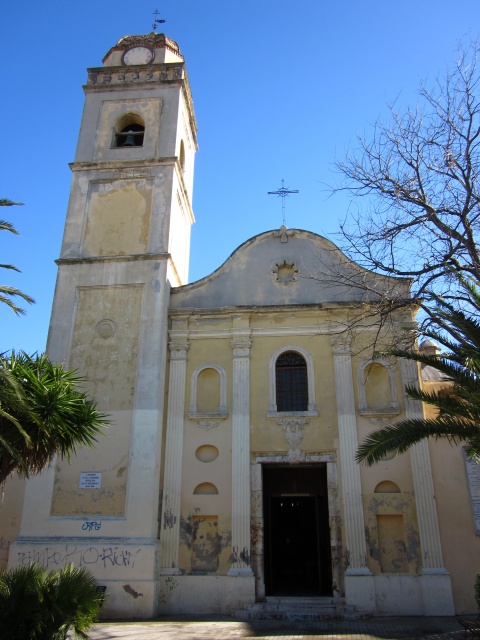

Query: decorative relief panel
[87,64,184,86]
[95,319,117,339]
[194,419,224,431]
[271,260,299,286]
[113,168,151,180]
[277,417,309,460]
[273,225,294,243]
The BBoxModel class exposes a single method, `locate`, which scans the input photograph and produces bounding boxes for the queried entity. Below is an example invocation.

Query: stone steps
[234,596,366,621]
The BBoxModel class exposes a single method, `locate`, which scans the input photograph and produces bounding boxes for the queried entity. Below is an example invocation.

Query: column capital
[231,338,252,358]
[330,332,352,354]
[169,341,189,360]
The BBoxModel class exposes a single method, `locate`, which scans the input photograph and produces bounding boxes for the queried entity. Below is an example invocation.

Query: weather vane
[152,9,166,32]
[267,180,299,226]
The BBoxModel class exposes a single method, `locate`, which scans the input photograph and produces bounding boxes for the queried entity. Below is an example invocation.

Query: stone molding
[86,64,184,86]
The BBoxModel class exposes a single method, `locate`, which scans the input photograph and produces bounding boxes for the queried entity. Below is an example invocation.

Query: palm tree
[0,352,108,484]
[0,198,34,315]
[0,563,104,640]
[356,279,480,465]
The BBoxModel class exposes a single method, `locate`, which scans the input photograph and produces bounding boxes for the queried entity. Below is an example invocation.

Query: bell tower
[12,33,197,618]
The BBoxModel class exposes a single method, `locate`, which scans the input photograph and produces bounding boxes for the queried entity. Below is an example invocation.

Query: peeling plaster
[123,584,143,599]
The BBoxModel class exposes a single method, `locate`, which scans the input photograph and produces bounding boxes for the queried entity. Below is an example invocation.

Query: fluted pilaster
[159,341,189,574]
[400,357,445,570]
[331,336,370,573]
[229,337,253,575]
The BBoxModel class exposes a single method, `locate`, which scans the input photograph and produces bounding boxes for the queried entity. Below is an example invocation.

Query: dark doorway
[263,465,332,596]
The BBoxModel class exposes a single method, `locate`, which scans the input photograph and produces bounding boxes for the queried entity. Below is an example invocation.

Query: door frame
[251,454,343,601]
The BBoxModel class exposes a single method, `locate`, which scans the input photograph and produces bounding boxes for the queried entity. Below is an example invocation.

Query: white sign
[464,449,480,535]
[79,472,102,489]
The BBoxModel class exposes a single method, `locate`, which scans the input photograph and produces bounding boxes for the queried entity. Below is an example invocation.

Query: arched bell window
[112,113,145,148]
[275,351,308,412]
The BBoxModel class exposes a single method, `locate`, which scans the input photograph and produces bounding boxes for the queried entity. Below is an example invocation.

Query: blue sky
[2,0,480,354]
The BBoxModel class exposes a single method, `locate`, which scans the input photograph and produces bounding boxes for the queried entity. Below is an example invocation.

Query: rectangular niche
[191,515,219,573]
[377,514,408,573]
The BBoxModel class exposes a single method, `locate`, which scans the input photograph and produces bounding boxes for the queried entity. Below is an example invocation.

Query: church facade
[2,32,480,619]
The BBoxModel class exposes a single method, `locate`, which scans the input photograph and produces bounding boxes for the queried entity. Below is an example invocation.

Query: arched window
[268,346,317,416]
[275,351,308,411]
[112,113,145,148]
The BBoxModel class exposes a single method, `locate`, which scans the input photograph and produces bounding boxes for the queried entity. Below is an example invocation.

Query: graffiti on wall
[16,545,142,570]
[82,521,102,531]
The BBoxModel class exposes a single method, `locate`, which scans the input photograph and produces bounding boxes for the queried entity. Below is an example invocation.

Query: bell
[122,131,136,146]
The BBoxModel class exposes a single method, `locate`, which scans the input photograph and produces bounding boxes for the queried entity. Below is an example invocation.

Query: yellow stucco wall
[170,307,424,583]
[84,181,152,257]
[50,285,143,517]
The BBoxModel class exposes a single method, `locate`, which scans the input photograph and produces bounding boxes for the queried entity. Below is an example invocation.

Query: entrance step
[234,596,367,621]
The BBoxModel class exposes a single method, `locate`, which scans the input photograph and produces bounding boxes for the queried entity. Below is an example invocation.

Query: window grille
[275,351,308,411]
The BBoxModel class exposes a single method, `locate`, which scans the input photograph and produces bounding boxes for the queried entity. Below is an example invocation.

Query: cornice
[56,252,170,266]
[69,159,177,172]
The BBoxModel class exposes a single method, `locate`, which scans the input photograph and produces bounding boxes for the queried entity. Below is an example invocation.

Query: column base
[421,570,455,615]
[158,574,255,614]
[345,573,375,614]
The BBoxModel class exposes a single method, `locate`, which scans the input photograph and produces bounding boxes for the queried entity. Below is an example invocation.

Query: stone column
[159,340,189,574]
[331,335,374,612]
[399,356,454,614]
[228,337,253,576]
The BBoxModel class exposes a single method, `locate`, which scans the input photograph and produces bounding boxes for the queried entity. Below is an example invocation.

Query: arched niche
[195,445,219,463]
[374,480,401,493]
[193,482,219,495]
[357,359,400,417]
[188,363,227,419]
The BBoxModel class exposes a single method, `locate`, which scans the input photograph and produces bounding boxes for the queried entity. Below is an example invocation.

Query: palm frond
[358,275,480,466]
[357,417,480,465]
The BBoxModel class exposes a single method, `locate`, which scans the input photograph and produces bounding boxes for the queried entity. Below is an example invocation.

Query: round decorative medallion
[271,260,299,285]
[95,319,117,339]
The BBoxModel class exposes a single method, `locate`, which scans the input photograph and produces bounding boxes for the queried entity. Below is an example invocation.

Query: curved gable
[170,227,410,309]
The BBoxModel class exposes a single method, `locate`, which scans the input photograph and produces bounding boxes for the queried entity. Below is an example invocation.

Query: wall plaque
[79,472,102,489]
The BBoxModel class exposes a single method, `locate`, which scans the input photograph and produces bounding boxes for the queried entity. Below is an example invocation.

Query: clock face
[122,47,155,66]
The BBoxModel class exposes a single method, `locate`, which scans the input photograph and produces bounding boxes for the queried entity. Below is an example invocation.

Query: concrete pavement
[85,615,471,639]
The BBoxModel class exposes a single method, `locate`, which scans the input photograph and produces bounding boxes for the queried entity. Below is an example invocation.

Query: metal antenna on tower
[152,9,166,32]
[267,180,299,226]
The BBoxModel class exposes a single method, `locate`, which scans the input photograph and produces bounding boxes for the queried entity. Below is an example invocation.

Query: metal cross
[267,180,299,226]
[152,9,166,32]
